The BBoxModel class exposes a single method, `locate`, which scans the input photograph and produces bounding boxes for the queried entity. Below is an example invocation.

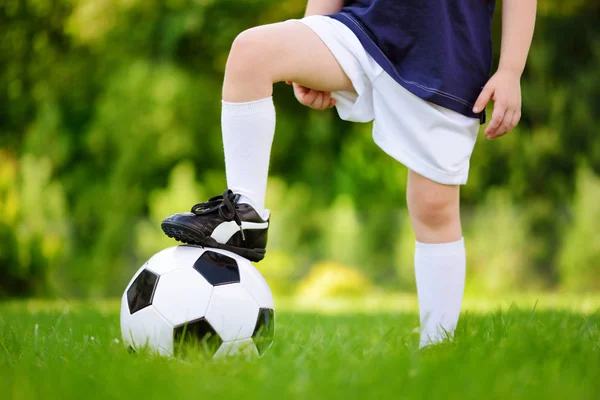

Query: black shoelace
[191,189,245,241]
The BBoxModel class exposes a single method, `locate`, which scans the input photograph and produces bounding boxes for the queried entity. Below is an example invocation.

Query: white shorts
[299,16,480,185]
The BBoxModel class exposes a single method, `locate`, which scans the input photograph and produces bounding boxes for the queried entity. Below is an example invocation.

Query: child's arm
[473,0,537,140]
[305,0,344,16]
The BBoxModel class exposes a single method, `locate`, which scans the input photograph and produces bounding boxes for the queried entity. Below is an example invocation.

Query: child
[161,0,537,347]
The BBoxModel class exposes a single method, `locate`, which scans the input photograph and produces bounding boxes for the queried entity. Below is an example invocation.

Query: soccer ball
[120,245,275,358]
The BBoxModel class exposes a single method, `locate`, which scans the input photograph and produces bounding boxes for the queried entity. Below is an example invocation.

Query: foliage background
[1,0,599,298]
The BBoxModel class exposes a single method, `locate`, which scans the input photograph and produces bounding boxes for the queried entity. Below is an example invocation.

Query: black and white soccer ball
[120,246,275,358]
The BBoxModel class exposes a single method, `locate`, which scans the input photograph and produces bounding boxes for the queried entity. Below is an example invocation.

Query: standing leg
[221,21,354,216]
[406,170,465,347]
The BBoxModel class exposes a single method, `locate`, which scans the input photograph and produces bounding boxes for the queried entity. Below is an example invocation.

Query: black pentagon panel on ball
[173,318,223,357]
[193,251,240,286]
[127,269,159,314]
[252,308,275,355]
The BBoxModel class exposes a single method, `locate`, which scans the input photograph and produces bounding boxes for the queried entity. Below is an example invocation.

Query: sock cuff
[222,97,274,117]
[415,237,464,254]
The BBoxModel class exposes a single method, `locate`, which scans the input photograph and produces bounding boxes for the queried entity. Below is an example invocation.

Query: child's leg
[406,170,465,347]
[221,21,353,214]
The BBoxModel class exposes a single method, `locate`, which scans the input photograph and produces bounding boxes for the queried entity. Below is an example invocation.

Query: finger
[486,114,506,139]
[485,105,507,137]
[294,86,305,101]
[329,98,336,108]
[312,92,326,109]
[473,85,494,113]
[295,84,310,96]
[511,110,521,129]
[494,109,515,138]
[303,89,318,106]
[321,92,331,109]
[295,86,308,103]
[286,81,292,85]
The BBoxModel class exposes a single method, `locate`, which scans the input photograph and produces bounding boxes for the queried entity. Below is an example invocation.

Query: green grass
[1,297,599,400]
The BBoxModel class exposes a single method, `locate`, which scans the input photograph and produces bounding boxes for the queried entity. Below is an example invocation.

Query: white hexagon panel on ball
[205,284,260,342]
[145,245,207,276]
[151,268,213,327]
[237,256,275,309]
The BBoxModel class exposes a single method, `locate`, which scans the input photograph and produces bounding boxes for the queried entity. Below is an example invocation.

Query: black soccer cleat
[161,190,269,262]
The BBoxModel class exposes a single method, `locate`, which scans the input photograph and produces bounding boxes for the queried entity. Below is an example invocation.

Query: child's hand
[287,81,336,110]
[473,69,522,140]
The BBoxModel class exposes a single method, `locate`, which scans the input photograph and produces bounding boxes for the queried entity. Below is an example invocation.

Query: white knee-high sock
[415,238,466,348]
[221,97,275,217]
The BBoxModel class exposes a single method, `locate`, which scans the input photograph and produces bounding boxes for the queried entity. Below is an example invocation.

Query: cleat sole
[161,222,266,262]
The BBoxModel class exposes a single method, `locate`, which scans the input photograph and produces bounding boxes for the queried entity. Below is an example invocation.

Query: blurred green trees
[1,0,599,297]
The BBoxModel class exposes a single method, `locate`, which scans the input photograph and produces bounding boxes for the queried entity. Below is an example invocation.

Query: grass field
[1,296,599,400]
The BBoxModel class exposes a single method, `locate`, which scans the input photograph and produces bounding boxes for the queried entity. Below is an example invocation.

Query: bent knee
[231,28,264,56]
[228,27,272,74]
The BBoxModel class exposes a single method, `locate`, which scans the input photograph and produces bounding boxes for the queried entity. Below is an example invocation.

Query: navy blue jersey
[329,0,496,121]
